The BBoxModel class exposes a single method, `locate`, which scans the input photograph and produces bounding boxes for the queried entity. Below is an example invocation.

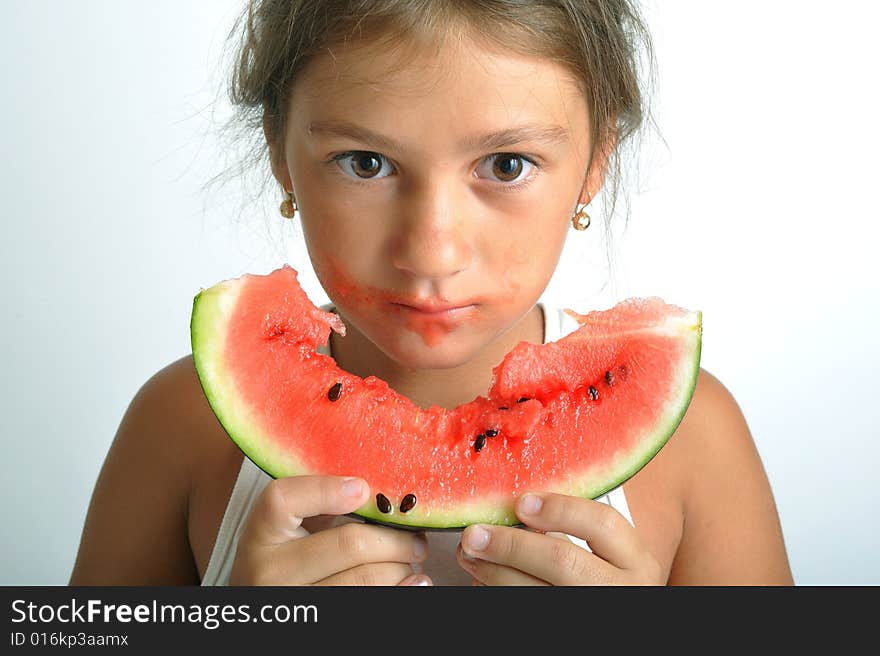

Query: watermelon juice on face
[326,257,495,354]
[315,255,482,349]
[306,253,544,403]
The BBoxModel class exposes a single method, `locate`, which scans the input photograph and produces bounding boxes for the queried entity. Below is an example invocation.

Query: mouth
[391,301,478,318]
[386,299,480,344]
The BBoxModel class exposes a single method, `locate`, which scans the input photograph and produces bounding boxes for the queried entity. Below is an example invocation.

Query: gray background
[2,0,877,584]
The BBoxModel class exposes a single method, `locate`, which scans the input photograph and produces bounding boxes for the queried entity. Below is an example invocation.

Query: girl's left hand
[456,492,664,585]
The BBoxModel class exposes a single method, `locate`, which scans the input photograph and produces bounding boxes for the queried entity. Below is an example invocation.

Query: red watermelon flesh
[191,265,702,529]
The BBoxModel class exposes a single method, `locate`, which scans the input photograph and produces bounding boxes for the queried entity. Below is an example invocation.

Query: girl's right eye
[331,151,394,181]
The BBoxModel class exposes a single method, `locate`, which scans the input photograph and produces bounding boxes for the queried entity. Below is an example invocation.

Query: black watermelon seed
[400,494,417,513]
[376,493,392,514]
[604,370,615,386]
[618,364,629,380]
[498,406,509,411]
[474,434,488,452]
[327,382,343,402]
[485,428,499,437]
[517,397,530,403]
[588,385,599,400]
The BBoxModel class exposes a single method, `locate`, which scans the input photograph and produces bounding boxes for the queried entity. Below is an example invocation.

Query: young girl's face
[272,31,599,372]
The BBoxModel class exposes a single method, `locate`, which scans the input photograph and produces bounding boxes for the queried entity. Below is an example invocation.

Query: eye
[476,153,537,186]
[332,151,393,180]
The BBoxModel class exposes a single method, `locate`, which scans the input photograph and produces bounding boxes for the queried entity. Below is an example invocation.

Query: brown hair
[205,0,659,269]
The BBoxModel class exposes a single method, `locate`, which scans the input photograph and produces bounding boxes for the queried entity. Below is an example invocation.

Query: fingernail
[463,525,490,552]
[342,477,365,498]
[520,493,543,515]
[402,575,432,586]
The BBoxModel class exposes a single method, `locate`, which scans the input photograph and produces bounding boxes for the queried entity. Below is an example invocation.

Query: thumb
[398,574,433,586]
[244,475,369,546]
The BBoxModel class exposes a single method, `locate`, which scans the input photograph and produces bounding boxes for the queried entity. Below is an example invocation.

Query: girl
[70,0,793,586]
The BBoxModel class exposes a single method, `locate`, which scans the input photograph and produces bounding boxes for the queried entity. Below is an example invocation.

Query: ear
[263,113,293,192]
[578,132,616,204]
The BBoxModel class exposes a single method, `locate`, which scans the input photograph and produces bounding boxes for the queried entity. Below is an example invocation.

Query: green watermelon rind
[191,281,291,481]
[570,313,702,502]
[191,277,702,530]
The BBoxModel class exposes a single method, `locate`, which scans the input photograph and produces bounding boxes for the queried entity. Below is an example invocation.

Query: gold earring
[571,204,591,231]
[279,189,297,219]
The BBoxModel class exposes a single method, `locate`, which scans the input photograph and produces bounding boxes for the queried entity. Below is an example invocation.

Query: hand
[455,492,663,585]
[229,475,431,586]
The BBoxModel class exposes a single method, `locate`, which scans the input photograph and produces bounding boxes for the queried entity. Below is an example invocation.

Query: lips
[398,302,474,314]
[386,296,479,342]
[392,299,476,314]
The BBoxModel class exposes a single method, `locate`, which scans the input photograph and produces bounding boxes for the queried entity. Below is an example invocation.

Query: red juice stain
[318,257,361,302]
[397,306,472,347]
[317,256,475,347]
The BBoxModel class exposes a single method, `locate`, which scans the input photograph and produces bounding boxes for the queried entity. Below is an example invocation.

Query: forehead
[289,33,590,153]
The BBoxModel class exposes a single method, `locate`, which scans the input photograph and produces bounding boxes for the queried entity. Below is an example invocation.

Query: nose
[391,180,472,281]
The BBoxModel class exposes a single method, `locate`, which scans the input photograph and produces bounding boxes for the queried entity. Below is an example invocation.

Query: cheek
[489,221,567,299]
[312,253,375,307]
[498,234,528,267]
[300,210,385,299]
[313,254,411,329]
[290,155,373,261]
[302,216,366,261]
[496,243,529,299]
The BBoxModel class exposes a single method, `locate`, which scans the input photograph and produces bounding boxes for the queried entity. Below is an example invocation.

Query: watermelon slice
[191,265,702,529]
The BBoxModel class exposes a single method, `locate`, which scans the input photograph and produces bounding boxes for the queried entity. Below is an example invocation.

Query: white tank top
[201,302,634,585]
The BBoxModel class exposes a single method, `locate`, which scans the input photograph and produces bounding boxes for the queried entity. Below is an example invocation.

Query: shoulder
[116,355,234,476]
[69,355,235,584]
[673,368,765,497]
[660,367,793,584]
[676,368,750,460]
[105,354,216,489]
[131,354,243,496]
[137,355,224,444]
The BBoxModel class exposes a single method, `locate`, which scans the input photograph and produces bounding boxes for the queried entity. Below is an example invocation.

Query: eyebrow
[306,120,569,152]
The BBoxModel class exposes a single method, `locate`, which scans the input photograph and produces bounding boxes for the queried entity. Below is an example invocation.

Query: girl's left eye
[475,153,537,186]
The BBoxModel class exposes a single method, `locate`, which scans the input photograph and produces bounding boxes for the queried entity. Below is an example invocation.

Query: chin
[385,339,476,371]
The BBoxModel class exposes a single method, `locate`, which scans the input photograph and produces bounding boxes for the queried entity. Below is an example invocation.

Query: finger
[460,524,616,585]
[456,544,547,586]
[516,492,644,570]
[244,475,369,547]
[399,574,433,587]
[272,523,428,584]
[314,562,417,586]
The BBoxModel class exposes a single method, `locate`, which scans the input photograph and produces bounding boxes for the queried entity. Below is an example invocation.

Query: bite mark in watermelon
[191,265,702,529]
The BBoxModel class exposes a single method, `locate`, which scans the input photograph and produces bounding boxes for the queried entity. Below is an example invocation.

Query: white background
[2,0,877,584]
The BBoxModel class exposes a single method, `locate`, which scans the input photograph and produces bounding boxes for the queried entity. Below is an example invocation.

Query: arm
[667,369,794,585]
[69,362,200,585]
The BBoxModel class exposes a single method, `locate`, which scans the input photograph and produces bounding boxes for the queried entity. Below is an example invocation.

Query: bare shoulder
[663,367,794,584]
[140,354,229,450]
[69,355,236,584]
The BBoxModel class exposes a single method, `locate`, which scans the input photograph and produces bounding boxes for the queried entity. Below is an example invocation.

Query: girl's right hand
[228,475,431,586]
